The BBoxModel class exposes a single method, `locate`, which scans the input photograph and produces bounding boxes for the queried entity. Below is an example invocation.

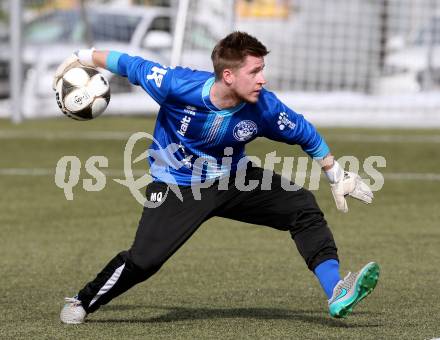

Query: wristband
[324,160,344,184]
[317,154,334,168]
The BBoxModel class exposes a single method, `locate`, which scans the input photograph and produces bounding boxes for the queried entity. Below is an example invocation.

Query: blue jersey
[107,52,330,186]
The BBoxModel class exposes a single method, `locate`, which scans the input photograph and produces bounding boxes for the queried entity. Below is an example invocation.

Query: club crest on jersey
[233,120,258,142]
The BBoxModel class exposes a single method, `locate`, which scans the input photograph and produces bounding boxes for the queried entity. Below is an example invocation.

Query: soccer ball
[55,65,110,120]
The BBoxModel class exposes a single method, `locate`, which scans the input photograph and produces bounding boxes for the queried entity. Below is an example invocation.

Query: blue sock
[314,259,341,299]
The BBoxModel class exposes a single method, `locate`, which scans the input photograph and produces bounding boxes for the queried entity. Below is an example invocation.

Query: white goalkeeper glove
[52,48,96,91]
[324,160,374,213]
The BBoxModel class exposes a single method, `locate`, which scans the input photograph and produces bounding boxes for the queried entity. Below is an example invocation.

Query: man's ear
[223,68,234,85]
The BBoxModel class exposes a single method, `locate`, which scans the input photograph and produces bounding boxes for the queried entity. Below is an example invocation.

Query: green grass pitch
[1,116,440,339]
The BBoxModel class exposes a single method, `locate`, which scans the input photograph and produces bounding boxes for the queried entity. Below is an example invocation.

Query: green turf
[1,117,440,339]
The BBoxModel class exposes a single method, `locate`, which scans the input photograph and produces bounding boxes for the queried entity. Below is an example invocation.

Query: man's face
[229,55,266,104]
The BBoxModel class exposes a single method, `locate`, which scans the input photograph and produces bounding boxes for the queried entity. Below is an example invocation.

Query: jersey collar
[202,76,245,116]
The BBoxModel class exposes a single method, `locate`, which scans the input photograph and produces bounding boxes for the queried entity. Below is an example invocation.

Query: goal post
[10,0,23,123]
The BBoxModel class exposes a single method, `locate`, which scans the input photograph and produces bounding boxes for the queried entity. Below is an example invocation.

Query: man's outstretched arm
[259,92,374,213]
[53,48,173,104]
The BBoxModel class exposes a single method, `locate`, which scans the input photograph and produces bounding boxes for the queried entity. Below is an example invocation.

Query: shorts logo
[277,112,295,131]
[150,192,163,202]
[233,120,258,142]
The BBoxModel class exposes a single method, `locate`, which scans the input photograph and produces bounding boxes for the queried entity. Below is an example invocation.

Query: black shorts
[130,166,337,272]
[78,165,338,313]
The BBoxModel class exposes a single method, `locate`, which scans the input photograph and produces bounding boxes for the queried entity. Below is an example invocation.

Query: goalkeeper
[57,31,379,324]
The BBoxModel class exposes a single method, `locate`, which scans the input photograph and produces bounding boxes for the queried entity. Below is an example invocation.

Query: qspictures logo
[54,132,386,207]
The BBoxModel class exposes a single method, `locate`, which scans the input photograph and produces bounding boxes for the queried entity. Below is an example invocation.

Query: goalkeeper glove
[52,48,96,91]
[324,160,374,213]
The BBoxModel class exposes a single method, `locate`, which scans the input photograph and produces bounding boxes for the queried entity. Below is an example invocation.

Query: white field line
[0,131,132,140]
[1,130,440,143]
[0,168,147,177]
[1,168,440,181]
[384,173,440,181]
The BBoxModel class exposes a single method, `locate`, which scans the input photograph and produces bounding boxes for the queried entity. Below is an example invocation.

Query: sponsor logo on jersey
[233,120,258,142]
[177,106,196,137]
[184,105,197,116]
[177,116,192,137]
[277,112,296,130]
[146,66,167,88]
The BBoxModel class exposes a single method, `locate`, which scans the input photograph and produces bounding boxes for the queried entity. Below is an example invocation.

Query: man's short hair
[211,31,269,80]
